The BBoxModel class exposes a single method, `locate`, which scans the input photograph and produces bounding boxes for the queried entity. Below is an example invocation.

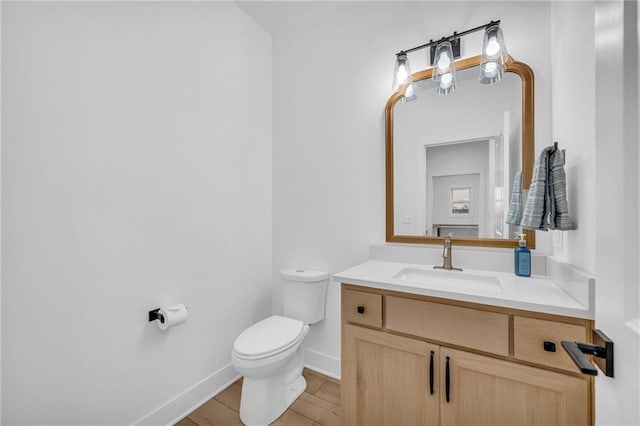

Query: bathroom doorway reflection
[423,136,511,239]
[431,174,481,237]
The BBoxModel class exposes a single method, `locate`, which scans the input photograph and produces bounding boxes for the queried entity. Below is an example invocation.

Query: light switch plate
[402,214,414,224]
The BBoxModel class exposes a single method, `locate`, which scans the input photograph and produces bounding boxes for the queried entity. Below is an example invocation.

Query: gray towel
[520,147,553,230]
[506,171,523,225]
[520,145,577,231]
[547,150,577,230]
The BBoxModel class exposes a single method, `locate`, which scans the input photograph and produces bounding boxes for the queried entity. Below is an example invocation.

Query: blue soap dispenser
[515,233,531,277]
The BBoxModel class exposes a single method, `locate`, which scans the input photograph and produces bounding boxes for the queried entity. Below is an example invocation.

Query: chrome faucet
[434,235,463,271]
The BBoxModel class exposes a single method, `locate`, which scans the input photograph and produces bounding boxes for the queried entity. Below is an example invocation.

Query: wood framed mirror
[385,55,535,248]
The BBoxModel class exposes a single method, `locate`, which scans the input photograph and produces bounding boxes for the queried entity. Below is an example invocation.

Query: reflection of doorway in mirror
[420,116,514,239]
[431,174,481,238]
[424,140,489,237]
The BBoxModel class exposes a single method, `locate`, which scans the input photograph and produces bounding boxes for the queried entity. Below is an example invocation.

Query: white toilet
[231,268,329,426]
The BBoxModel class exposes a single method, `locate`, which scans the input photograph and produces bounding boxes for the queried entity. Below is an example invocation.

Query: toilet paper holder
[148,308,165,324]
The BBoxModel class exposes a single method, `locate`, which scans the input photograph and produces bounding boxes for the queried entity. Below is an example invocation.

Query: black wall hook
[552,141,566,164]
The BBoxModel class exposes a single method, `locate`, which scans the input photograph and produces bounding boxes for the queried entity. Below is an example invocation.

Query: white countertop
[334,260,593,319]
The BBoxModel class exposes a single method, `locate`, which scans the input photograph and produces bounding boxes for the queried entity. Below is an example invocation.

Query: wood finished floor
[175,369,341,426]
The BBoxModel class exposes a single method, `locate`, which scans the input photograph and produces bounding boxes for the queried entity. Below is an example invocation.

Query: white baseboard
[134,350,339,425]
[134,363,240,426]
[304,348,341,380]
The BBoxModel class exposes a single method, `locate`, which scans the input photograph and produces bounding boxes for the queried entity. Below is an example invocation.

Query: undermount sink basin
[392,267,503,294]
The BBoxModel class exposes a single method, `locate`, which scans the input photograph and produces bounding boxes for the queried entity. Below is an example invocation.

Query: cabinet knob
[543,341,556,352]
[357,305,365,314]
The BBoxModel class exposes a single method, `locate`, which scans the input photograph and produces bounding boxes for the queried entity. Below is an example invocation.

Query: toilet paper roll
[157,304,188,330]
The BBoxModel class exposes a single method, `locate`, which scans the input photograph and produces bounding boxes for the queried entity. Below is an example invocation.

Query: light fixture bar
[395,20,501,57]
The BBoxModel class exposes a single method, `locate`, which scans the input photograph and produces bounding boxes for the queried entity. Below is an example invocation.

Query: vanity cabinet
[341,285,593,426]
[440,347,588,425]
[343,325,440,425]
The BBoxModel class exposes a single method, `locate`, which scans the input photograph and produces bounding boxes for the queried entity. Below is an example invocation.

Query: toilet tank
[281,268,329,325]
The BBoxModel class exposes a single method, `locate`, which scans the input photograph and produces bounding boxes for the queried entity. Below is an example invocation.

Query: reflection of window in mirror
[451,187,471,215]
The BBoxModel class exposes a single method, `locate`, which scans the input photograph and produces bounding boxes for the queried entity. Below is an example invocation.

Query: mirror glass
[386,57,535,248]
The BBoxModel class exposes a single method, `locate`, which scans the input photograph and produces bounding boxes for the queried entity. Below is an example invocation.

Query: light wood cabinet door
[342,324,440,426]
[440,347,589,426]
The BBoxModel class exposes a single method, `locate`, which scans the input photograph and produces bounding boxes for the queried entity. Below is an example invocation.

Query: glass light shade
[480,24,508,84]
[401,82,417,103]
[432,41,457,95]
[392,53,413,92]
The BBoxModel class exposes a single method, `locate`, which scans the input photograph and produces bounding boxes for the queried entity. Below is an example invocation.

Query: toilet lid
[234,315,305,358]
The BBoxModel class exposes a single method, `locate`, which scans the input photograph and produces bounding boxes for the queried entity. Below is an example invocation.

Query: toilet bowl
[232,316,310,425]
[231,269,328,426]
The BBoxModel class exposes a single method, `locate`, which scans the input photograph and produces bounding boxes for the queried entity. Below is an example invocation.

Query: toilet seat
[233,315,305,360]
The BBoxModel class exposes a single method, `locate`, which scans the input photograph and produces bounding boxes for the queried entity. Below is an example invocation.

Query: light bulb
[483,62,499,77]
[440,73,453,87]
[396,65,408,83]
[404,83,415,97]
[485,37,500,56]
[392,53,413,91]
[437,52,451,70]
[401,82,417,103]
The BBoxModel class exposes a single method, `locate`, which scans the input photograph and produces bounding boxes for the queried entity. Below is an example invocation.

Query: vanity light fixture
[401,82,418,103]
[392,20,506,99]
[432,40,457,95]
[392,52,413,92]
[480,24,508,84]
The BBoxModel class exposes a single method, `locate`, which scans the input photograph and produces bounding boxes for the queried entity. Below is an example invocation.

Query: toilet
[231,268,329,426]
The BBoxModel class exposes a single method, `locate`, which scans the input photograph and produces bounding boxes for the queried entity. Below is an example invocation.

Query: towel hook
[552,141,566,165]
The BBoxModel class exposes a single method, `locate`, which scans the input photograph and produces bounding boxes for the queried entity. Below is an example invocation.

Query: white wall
[593,1,640,424]
[0,2,3,420]
[269,1,552,377]
[550,1,596,271]
[1,3,272,424]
